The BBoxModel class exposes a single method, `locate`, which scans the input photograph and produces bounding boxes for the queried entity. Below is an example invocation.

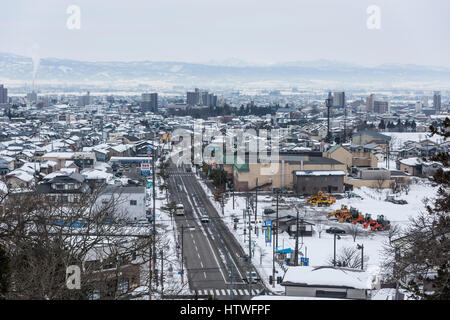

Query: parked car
[200,215,210,223]
[326,227,346,234]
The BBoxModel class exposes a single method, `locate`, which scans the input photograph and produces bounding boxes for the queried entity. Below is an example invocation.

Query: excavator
[338,212,353,223]
[327,204,350,219]
[306,191,336,207]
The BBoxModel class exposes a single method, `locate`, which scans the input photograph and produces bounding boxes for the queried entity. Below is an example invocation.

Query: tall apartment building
[433,91,442,113]
[333,92,345,108]
[187,88,217,107]
[366,94,375,113]
[0,84,7,103]
[141,93,158,113]
[78,91,92,106]
[374,100,389,114]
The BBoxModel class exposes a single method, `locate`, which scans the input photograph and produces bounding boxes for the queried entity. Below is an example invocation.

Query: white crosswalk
[192,289,262,296]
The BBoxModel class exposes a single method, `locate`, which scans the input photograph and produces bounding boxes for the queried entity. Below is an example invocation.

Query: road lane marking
[238,289,244,295]
[209,289,214,296]
[221,289,226,295]
[181,177,226,283]
[215,290,220,296]
[244,289,249,295]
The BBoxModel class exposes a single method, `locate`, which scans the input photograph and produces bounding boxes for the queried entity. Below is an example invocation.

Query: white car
[200,215,210,223]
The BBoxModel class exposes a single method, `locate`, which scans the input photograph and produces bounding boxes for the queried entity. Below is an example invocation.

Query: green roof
[327,145,341,154]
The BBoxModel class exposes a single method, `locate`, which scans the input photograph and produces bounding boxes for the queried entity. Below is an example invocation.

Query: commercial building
[141,93,158,113]
[433,91,441,113]
[0,84,8,103]
[333,92,345,108]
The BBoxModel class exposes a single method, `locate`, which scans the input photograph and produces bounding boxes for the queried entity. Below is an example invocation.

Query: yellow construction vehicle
[328,204,350,219]
[306,191,336,207]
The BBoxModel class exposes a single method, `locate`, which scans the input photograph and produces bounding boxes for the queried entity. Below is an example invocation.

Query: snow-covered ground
[383,132,444,150]
[197,176,438,299]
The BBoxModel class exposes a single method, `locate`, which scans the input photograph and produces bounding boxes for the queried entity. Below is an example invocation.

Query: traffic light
[269,275,273,285]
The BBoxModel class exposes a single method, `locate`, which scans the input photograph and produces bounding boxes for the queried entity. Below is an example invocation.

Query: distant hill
[1,52,450,88]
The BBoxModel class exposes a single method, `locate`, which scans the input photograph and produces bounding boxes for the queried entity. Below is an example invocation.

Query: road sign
[146,181,153,188]
[264,220,272,227]
[147,145,152,151]
[265,227,272,243]
[300,257,310,266]
[141,162,151,176]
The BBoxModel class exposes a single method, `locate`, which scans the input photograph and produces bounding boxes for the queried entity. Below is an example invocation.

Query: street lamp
[357,243,364,270]
[333,234,341,267]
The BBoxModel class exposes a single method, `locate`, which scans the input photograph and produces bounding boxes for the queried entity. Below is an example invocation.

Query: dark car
[326,227,346,234]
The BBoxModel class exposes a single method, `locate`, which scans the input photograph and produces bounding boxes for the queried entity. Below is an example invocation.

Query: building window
[130,200,137,206]
[117,278,129,295]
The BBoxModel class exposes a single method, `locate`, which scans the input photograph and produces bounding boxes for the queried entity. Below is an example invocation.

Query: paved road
[166,164,266,300]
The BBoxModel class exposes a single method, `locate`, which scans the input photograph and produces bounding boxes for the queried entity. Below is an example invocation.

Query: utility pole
[272,222,276,288]
[160,250,164,299]
[255,178,258,235]
[151,136,157,287]
[248,204,252,259]
[276,191,279,249]
[294,207,299,266]
[181,224,184,284]
[357,244,364,270]
[344,103,347,143]
[232,188,235,210]
[334,233,337,267]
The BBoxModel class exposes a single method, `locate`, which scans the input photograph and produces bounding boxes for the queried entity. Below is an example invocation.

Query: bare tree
[313,217,325,238]
[387,224,401,245]
[345,223,364,242]
[0,184,187,300]
[328,247,369,269]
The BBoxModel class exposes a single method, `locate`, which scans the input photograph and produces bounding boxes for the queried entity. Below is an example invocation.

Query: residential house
[281,266,380,300]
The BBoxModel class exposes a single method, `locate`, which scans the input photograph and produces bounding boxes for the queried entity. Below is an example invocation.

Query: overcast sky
[1,0,449,67]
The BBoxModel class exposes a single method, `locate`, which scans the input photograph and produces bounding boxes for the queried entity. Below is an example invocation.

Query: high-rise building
[415,101,422,113]
[0,84,7,103]
[141,93,158,113]
[78,91,92,106]
[423,96,429,108]
[373,100,389,114]
[433,91,442,113]
[27,91,38,103]
[366,94,375,113]
[187,88,201,106]
[333,92,345,108]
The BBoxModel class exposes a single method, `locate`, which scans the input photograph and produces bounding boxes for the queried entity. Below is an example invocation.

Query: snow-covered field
[197,176,438,299]
[383,132,444,150]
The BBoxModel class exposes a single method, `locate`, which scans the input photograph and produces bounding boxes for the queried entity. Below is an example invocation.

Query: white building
[97,186,147,221]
